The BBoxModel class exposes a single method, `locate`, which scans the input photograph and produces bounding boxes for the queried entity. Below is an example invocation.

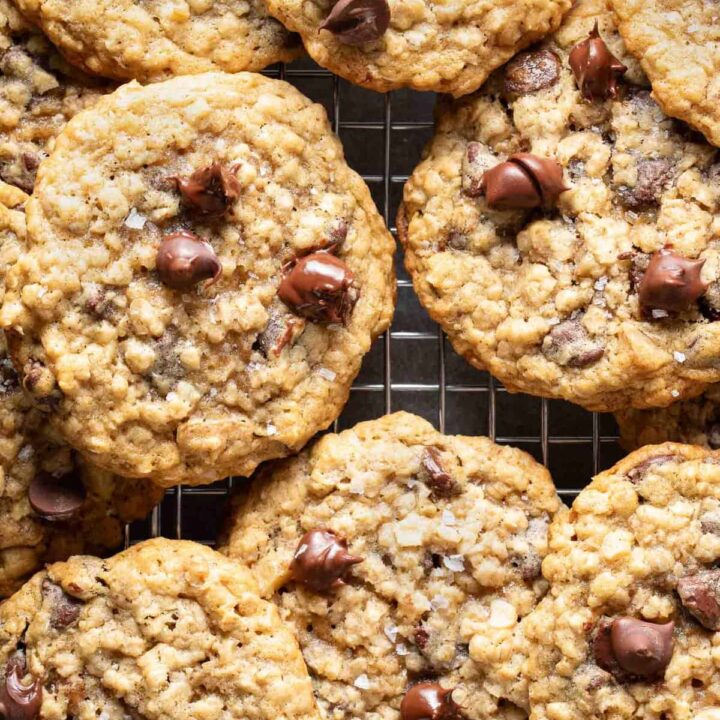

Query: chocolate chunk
[617,159,675,210]
[677,570,720,630]
[289,529,363,592]
[626,454,677,483]
[0,652,42,720]
[171,162,240,216]
[420,447,456,497]
[541,318,605,368]
[569,22,627,101]
[319,0,390,45]
[42,579,82,629]
[504,49,561,97]
[156,230,221,290]
[637,248,706,314]
[414,626,429,649]
[480,153,569,210]
[255,311,301,358]
[278,251,357,324]
[609,618,674,678]
[28,472,86,522]
[400,682,462,720]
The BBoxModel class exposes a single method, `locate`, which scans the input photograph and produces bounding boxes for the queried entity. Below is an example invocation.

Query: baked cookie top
[526,444,720,719]
[0,538,322,720]
[610,0,720,149]
[11,0,302,82]
[0,72,396,487]
[0,0,109,193]
[262,0,570,95]
[400,0,720,412]
[221,412,561,719]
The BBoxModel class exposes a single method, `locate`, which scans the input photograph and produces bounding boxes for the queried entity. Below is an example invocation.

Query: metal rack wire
[127,58,624,549]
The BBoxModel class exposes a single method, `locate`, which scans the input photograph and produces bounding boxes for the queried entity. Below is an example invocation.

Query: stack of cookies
[0,0,719,716]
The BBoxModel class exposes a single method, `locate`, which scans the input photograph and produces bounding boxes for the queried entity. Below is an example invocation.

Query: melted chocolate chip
[0,653,42,720]
[626,454,677,483]
[609,618,674,678]
[541,318,605,368]
[42,579,82,629]
[677,570,720,630]
[617,159,675,211]
[156,230,221,290]
[278,251,357,324]
[400,682,462,720]
[420,447,456,497]
[637,248,707,314]
[480,153,568,210]
[289,529,363,591]
[171,163,240,216]
[255,311,301,358]
[504,49,561,97]
[28,472,86,522]
[319,0,390,45]
[569,22,627,101]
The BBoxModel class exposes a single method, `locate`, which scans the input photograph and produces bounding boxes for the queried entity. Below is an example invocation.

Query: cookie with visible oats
[400,0,720,412]
[221,412,561,720]
[526,444,720,719]
[0,72,395,487]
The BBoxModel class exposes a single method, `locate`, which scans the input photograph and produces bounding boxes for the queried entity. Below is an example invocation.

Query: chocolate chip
[255,310,301,358]
[0,652,42,720]
[400,682,462,720]
[541,318,605,368]
[637,248,707,314]
[569,22,627,101]
[504,49,561,97]
[420,447,456,497]
[592,618,619,676]
[626,454,677,483]
[156,230,221,290]
[414,626,429,649]
[480,153,569,210]
[609,618,674,678]
[289,529,363,592]
[319,0,390,45]
[677,570,720,630]
[171,162,240,216]
[28,472,86,522]
[617,159,675,210]
[41,579,82,629]
[278,251,357,324]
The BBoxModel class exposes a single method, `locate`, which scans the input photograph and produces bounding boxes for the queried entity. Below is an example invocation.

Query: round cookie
[261,0,571,95]
[400,0,720,412]
[610,0,720,149]
[0,72,396,487]
[12,0,302,83]
[0,538,322,720]
[616,384,720,451]
[221,412,562,719]
[0,0,109,193]
[525,444,720,719]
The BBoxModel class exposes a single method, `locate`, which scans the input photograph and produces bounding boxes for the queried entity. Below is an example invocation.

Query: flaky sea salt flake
[354,674,370,689]
[124,208,147,230]
[443,554,464,572]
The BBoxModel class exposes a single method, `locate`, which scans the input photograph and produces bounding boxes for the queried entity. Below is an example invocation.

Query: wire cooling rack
[127,57,626,548]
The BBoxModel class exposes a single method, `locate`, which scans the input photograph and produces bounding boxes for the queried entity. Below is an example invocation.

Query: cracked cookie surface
[0,73,396,487]
[400,0,720,412]
[263,0,570,95]
[0,538,321,720]
[526,444,720,719]
[221,412,561,720]
[610,0,720,149]
[11,0,302,82]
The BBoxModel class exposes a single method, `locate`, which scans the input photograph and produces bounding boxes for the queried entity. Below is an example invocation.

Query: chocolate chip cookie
[525,444,720,719]
[12,0,302,82]
[221,412,561,719]
[610,0,720,148]
[0,538,322,719]
[0,73,396,487]
[400,0,720,412]
[262,0,570,95]
[0,0,109,193]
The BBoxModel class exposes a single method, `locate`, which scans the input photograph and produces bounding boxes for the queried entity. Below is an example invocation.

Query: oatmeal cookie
[610,0,720,149]
[261,0,570,95]
[0,0,109,193]
[526,444,720,719]
[11,0,302,83]
[0,73,396,487]
[0,538,321,720]
[400,0,720,412]
[221,412,561,719]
